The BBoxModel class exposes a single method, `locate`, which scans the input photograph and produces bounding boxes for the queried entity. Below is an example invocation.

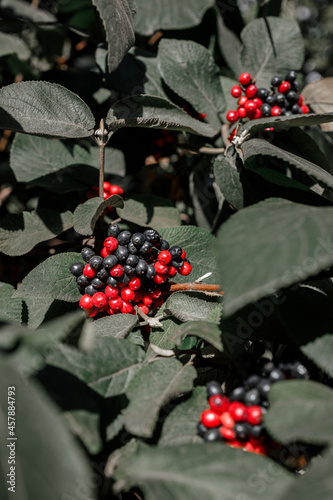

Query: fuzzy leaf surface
[214,153,243,209]
[73,195,124,235]
[93,314,138,339]
[302,77,333,131]
[172,320,223,351]
[301,334,333,378]
[241,112,333,136]
[117,195,181,228]
[0,282,22,324]
[0,32,30,60]
[165,292,222,323]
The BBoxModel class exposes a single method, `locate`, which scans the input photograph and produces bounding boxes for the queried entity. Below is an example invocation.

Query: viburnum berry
[142,292,153,306]
[104,237,118,252]
[239,72,252,86]
[201,409,221,428]
[137,303,149,315]
[231,85,242,98]
[220,411,235,429]
[244,100,257,113]
[83,264,96,279]
[220,427,236,441]
[105,286,119,299]
[247,406,263,425]
[226,110,238,123]
[301,104,309,114]
[237,106,247,118]
[271,106,282,116]
[245,85,257,98]
[121,287,135,302]
[128,277,141,291]
[228,402,248,422]
[167,266,177,278]
[208,395,229,414]
[92,292,108,310]
[109,296,123,311]
[253,97,263,108]
[79,294,94,310]
[158,250,172,265]
[153,297,164,308]
[238,96,248,106]
[150,288,161,299]
[153,273,167,284]
[154,261,168,274]
[110,264,124,277]
[86,308,98,318]
[120,300,133,314]
[278,81,291,94]
[100,247,110,258]
[109,184,124,195]
[178,261,192,276]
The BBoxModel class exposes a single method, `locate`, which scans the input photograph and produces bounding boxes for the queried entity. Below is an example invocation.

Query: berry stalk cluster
[198,360,309,456]
[70,224,192,318]
[227,70,309,127]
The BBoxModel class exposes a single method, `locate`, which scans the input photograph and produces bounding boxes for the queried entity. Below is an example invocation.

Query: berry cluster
[197,360,309,456]
[86,182,124,200]
[227,70,309,126]
[70,224,192,318]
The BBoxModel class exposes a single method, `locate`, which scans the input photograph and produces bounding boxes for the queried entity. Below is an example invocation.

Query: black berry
[131,233,145,247]
[69,262,84,277]
[81,247,95,262]
[89,256,103,270]
[103,255,118,269]
[126,254,139,266]
[136,259,148,274]
[77,274,89,287]
[85,285,96,296]
[244,388,261,406]
[140,241,152,254]
[115,245,129,261]
[271,75,282,87]
[206,381,223,397]
[107,223,120,237]
[117,231,132,245]
[285,70,297,82]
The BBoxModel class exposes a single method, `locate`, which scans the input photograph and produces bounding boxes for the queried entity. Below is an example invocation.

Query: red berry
[104,237,118,252]
[109,296,123,311]
[105,286,119,299]
[228,402,248,422]
[121,287,135,302]
[226,110,239,123]
[250,108,262,120]
[181,249,186,259]
[158,250,171,265]
[178,261,192,276]
[79,294,94,310]
[231,85,242,98]
[153,297,164,308]
[253,97,263,108]
[121,300,133,314]
[244,100,257,113]
[201,409,221,428]
[239,72,252,86]
[208,395,229,414]
[298,94,303,105]
[153,273,167,284]
[167,266,177,278]
[138,303,149,315]
[109,185,124,195]
[244,441,255,453]
[129,277,141,291]
[247,406,263,425]
[92,292,108,310]
[238,96,248,106]
[103,181,111,192]
[271,106,282,116]
[301,104,309,114]
[150,288,161,299]
[278,81,291,93]
[237,106,247,118]
[103,192,110,200]
[226,439,244,449]
[83,264,96,279]
[110,264,124,277]
[142,292,153,306]
[100,247,110,258]
[220,411,235,429]
[154,261,168,274]
[134,289,142,302]
[245,85,257,98]
[85,307,98,318]
[220,426,236,441]
[106,306,114,315]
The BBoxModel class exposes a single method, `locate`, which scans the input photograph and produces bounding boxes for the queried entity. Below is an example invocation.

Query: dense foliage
[1,1,333,499]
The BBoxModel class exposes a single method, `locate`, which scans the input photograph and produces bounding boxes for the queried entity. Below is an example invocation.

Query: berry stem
[169,283,224,294]
[177,143,225,155]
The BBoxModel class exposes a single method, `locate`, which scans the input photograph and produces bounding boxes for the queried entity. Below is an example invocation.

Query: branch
[169,283,224,295]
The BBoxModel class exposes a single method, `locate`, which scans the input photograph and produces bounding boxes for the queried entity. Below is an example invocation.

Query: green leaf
[0,81,95,138]
[2,0,56,22]
[216,15,242,78]
[106,94,217,137]
[117,195,181,229]
[302,77,333,132]
[160,226,218,284]
[173,320,223,351]
[219,76,241,124]
[242,138,333,191]
[241,112,333,137]
[147,317,182,357]
[91,0,135,73]
[0,210,73,256]
[63,409,102,455]
[14,252,82,303]
[159,386,206,447]
[301,334,333,378]
[10,134,125,188]
[165,292,222,323]
[0,282,22,324]
[133,0,215,36]
[240,17,304,88]
[158,39,224,128]
[47,337,145,398]
[123,358,196,438]
[213,153,243,209]
[265,380,333,445]
[0,32,30,60]
[94,313,138,338]
[216,198,333,317]
[73,195,124,235]
[114,442,292,500]
[0,356,96,500]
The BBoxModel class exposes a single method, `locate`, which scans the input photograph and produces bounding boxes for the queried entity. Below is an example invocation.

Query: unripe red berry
[247,406,263,425]
[104,237,118,252]
[226,110,239,123]
[238,96,248,106]
[86,307,98,317]
[106,306,114,315]
[158,250,172,265]
[103,192,110,200]
[298,94,303,105]
[250,108,262,120]
[92,292,107,310]
[154,261,168,274]
[121,287,135,302]
[153,273,167,284]
[231,85,242,98]
[109,185,124,195]
[167,266,177,278]
[237,107,247,118]
[134,289,142,302]
[208,394,229,414]
[79,294,94,309]
[271,106,282,116]
[301,104,309,114]
[245,85,257,98]
[239,72,252,86]
[121,300,133,314]
[105,286,119,299]
[253,97,263,108]
[110,264,124,277]
[178,261,192,276]
[100,247,110,258]
[150,288,161,299]
[228,402,248,422]
[109,296,123,311]
[83,264,96,279]
[278,81,291,93]
[153,297,164,308]
[244,100,257,113]
[138,303,149,315]
[181,249,186,259]
[220,426,236,441]
[103,181,111,192]
[201,409,221,428]
[142,292,153,306]
[129,277,141,291]
[220,411,235,429]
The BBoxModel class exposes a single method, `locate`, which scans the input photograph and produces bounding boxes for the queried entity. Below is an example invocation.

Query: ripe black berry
[117,231,132,245]
[159,239,170,250]
[171,258,184,269]
[103,255,118,269]
[96,267,108,279]
[107,276,118,287]
[123,265,135,275]
[256,88,269,100]
[131,233,145,247]
[229,386,245,402]
[244,388,261,406]
[89,256,103,270]
[291,104,302,114]
[107,223,120,237]
[197,421,208,436]
[146,264,156,279]
[262,361,275,377]
[269,368,285,383]
[291,362,308,379]
[206,381,223,397]
[265,95,275,106]
[91,278,104,289]
[261,103,271,116]
[203,428,221,442]
[169,246,182,259]
[275,93,286,106]
[286,90,299,103]
[257,379,271,398]
[244,374,261,388]
[85,285,96,296]
[136,259,148,274]
[127,242,139,255]
[285,70,297,82]
[81,247,95,262]
[69,262,84,277]
[248,424,264,438]
[117,272,130,284]
[143,229,160,244]
[115,245,129,261]
[77,274,89,287]
[140,241,152,254]
[271,75,282,87]
[234,422,249,440]
[126,254,139,266]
